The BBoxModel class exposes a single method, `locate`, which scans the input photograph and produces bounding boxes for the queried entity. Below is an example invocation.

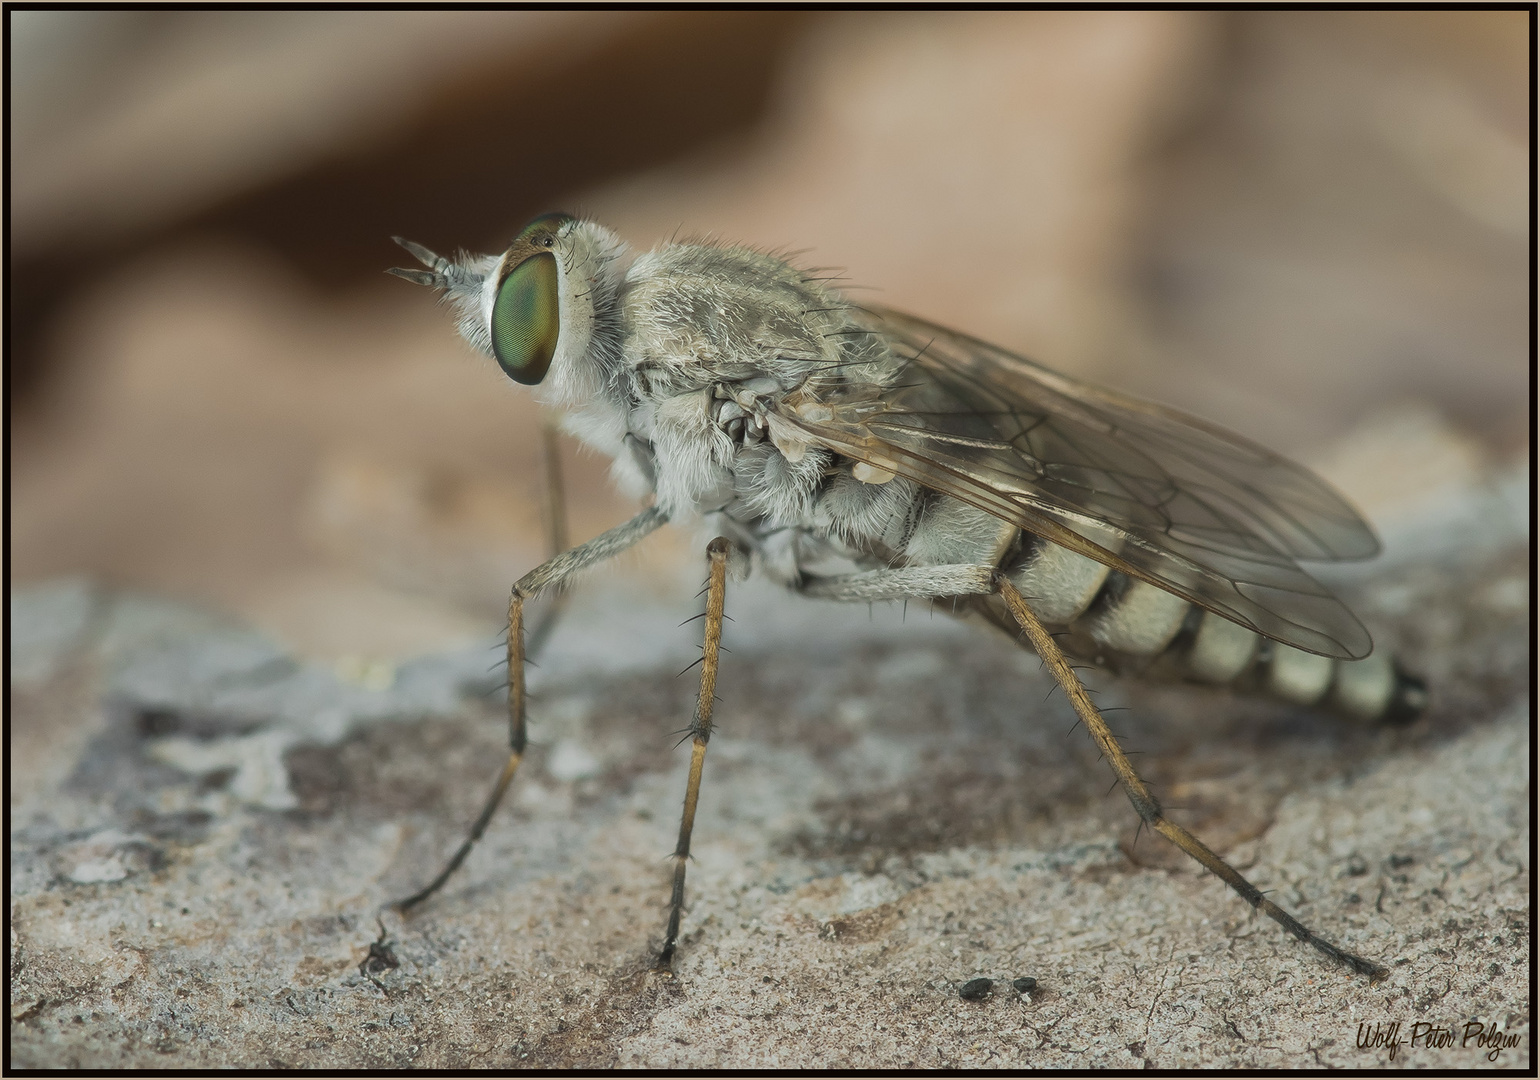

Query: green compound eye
[491,252,559,385]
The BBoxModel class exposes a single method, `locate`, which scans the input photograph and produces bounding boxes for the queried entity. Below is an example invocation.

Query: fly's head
[389,213,630,410]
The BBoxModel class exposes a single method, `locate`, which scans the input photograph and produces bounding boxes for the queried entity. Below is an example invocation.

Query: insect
[386,212,1426,980]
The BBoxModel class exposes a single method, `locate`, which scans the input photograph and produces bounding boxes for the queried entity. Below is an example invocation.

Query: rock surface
[9,466,1530,1069]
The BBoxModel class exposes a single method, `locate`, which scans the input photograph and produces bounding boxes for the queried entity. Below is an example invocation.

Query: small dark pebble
[360,939,399,977]
[1012,976,1037,995]
[958,977,993,1001]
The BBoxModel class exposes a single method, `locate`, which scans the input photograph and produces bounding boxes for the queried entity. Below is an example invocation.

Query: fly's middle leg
[393,505,669,913]
[657,537,734,973]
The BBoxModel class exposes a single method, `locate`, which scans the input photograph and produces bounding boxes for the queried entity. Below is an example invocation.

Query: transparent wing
[776,307,1378,659]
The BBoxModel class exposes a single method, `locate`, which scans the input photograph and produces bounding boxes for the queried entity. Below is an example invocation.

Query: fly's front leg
[657,537,734,973]
[394,505,669,913]
[526,419,571,658]
[996,578,1387,980]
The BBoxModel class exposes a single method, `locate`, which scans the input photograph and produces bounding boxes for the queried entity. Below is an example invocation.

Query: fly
[385,212,1426,980]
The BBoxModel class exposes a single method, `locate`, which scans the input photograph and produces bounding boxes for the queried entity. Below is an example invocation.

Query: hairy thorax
[555,241,1019,591]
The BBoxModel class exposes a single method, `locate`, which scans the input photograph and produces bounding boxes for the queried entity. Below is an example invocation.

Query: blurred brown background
[10,10,1530,662]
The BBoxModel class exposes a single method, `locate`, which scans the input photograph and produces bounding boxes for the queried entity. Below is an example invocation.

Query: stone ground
[9,462,1530,1070]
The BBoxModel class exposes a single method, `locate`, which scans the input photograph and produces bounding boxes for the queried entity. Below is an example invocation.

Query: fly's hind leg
[799,562,1386,977]
[393,505,669,913]
[797,563,998,603]
[656,537,734,973]
[997,578,1387,980]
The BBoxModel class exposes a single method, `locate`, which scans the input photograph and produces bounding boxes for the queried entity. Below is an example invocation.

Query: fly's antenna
[387,237,473,291]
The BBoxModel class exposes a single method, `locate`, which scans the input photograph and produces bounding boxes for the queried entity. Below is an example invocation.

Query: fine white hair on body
[732,442,832,525]
[1087,579,1192,656]
[904,495,1016,567]
[812,471,921,548]
[613,243,883,521]
[1007,542,1115,625]
[534,220,631,411]
[620,243,880,388]
[645,389,737,515]
[440,251,501,356]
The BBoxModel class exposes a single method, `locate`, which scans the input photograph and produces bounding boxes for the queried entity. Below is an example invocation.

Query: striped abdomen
[971,534,1426,724]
